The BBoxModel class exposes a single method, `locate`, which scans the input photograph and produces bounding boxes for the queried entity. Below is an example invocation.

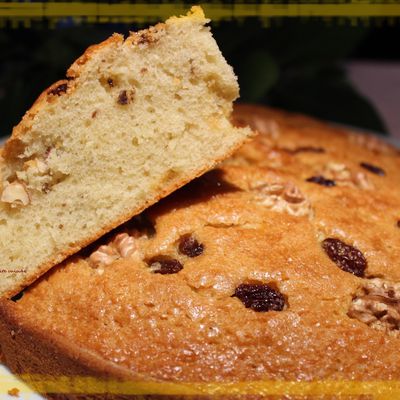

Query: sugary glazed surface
[3,105,400,384]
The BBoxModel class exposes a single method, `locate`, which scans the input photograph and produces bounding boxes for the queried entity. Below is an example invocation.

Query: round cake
[0,104,399,399]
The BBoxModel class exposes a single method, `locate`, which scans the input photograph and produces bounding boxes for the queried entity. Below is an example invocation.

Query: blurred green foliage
[215,18,386,133]
[0,17,387,138]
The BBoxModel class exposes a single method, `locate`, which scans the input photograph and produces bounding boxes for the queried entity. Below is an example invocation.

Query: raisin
[397,220,400,228]
[117,90,128,105]
[291,146,325,154]
[306,176,336,187]
[107,78,114,87]
[233,283,285,312]
[148,256,183,275]
[179,235,204,257]
[322,238,367,277]
[48,83,67,96]
[360,162,385,176]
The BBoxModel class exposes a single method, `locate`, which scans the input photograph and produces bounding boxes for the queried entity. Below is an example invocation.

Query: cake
[0,6,251,298]
[1,105,399,399]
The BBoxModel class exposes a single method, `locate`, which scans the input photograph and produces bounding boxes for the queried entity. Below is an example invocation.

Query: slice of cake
[0,6,251,298]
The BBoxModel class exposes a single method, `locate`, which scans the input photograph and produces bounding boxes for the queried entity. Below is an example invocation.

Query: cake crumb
[7,388,20,397]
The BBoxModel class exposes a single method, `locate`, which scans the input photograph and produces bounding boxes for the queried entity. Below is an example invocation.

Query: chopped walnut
[1,181,30,207]
[252,181,311,217]
[320,162,373,189]
[324,162,351,181]
[256,120,280,139]
[353,171,371,190]
[113,233,137,258]
[282,183,305,204]
[349,132,394,154]
[89,232,139,267]
[89,245,119,267]
[348,278,400,337]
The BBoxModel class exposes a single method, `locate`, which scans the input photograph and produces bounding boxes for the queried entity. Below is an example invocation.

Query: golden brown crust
[1,105,400,400]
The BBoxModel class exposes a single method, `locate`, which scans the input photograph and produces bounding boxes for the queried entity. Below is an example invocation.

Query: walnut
[349,132,394,154]
[1,181,30,207]
[89,232,138,267]
[253,181,311,217]
[353,171,372,190]
[255,119,280,139]
[282,183,305,204]
[252,182,285,196]
[321,162,373,190]
[348,278,400,337]
[113,233,137,258]
[89,245,119,267]
[323,162,352,182]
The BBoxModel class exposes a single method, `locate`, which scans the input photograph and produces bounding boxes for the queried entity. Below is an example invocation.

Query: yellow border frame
[1,375,400,398]
[0,2,400,20]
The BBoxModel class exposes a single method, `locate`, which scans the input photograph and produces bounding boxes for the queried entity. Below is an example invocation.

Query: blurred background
[0,1,399,138]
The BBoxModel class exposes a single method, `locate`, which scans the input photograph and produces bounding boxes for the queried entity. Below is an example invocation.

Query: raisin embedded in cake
[322,238,367,277]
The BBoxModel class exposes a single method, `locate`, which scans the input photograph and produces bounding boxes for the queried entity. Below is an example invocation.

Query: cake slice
[0,6,251,298]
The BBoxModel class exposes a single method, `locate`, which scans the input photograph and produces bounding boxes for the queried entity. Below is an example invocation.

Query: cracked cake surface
[1,104,400,399]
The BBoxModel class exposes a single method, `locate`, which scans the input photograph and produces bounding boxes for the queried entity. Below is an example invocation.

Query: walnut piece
[321,162,373,189]
[113,233,137,258]
[89,245,119,267]
[89,233,138,267]
[349,132,394,154]
[282,183,305,204]
[1,181,30,207]
[348,278,400,337]
[252,181,311,217]
[256,119,280,139]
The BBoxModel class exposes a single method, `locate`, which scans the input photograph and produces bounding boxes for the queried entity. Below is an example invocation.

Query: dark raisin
[107,78,114,87]
[322,238,367,277]
[291,146,325,154]
[48,83,67,96]
[179,235,204,257]
[148,256,183,275]
[117,90,128,105]
[360,162,385,176]
[397,220,400,228]
[306,176,336,187]
[233,283,285,312]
